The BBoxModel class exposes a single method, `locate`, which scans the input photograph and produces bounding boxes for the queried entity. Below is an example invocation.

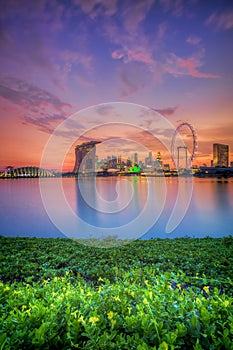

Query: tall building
[73,141,101,173]
[145,151,153,167]
[213,143,229,167]
[154,152,162,171]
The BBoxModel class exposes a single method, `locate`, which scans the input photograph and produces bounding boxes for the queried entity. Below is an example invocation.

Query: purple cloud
[154,106,179,116]
[0,77,73,133]
[74,0,118,18]
[0,77,70,108]
[186,35,202,46]
[118,64,146,97]
[205,10,233,31]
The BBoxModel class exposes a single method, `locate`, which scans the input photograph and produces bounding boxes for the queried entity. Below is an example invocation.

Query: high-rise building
[213,143,229,167]
[73,141,101,173]
[145,151,153,167]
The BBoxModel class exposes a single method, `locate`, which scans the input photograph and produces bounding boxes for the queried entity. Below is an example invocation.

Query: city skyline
[92,141,231,170]
[0,0,233,171]
[1,139,231,173]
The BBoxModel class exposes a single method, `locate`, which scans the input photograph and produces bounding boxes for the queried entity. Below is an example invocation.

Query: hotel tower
[73,141,101,173]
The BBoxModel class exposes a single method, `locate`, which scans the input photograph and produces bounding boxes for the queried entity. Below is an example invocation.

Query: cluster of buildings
[73,141,168,175]
[0,141,232,178]
[72,141,232,177]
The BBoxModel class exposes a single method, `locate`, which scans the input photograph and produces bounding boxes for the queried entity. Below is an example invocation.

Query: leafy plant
[0,236,232,349]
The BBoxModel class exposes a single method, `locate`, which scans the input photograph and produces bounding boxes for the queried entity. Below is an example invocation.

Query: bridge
[0,167,54,178]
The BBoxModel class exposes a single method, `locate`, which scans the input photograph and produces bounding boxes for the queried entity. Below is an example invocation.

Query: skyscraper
[73,141,101,173]
[213,143,229,167]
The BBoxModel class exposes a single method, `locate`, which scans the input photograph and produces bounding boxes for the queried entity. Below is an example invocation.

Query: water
[0,177,232,239]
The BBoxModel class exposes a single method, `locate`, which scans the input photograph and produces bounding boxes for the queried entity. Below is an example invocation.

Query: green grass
[0,236,232,349]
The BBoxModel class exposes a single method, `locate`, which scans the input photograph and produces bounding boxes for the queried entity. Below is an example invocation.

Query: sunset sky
[0,0,233,171]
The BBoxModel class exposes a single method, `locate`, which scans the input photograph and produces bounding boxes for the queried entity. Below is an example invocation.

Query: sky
[0,0,233,171]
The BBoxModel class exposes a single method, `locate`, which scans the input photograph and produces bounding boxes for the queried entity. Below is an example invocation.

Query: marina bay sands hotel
[73,141,101,174]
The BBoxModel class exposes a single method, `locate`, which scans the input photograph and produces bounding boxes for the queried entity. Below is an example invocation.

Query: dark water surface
[0,177,232,239]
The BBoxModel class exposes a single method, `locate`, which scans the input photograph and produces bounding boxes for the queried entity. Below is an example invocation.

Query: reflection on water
[0,177,232,238]
[0,179,65,238]
[72,176,166,240]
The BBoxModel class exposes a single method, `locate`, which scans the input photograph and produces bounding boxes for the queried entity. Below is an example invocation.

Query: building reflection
[74,177,146,232]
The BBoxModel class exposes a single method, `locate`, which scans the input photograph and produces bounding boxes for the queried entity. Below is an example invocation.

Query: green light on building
[129,165,141,173]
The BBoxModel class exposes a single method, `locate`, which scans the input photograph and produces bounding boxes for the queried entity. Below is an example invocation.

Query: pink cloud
[111,50,125,60]
[166,53,220,79]
[186,35,201,46]
[112,46,154,65]
[205,10,233,30]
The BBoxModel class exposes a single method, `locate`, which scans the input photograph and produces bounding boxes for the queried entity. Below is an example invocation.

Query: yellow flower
[127,307,132,314]
[149,291,153,299]
[26,309,31,315]
[107,311,114,320]
[98,286,102,293]
[143,298,147,304]
[13,290,21,295]
[78,315,84,323]
[4,286,10,291]
[203,286,209,294]
[113,296,120,301]
[86,291,92,297]
[111,319,116,326]
[224,300,229,307]
[196,298,201,304]
[89,316,99,324]
[71,310,78,318]
[22,305,27,310]
[177,283,181,290]
[131,291,135,298]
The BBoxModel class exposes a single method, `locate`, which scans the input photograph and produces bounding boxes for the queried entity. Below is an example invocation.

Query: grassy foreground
[0,236,233,349]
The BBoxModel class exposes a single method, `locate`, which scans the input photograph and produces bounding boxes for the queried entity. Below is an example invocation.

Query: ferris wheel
[171,122,197,169]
